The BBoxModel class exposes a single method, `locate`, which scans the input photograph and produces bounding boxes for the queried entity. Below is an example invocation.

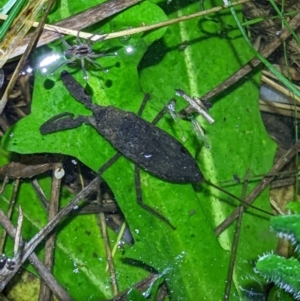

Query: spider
[52,30,108,79]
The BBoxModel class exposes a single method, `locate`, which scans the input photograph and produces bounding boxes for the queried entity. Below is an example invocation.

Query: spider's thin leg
[49,61,68,75]
[60,37,72,49]
[88,33,107,45]
[86,34,94,47]
[55,28,72,49]
[88,53,106,59]
[80,58,88,80]
[85,57,105,71]
[89,49,115,59]
[76,29,81,45]
[50,57,77,75]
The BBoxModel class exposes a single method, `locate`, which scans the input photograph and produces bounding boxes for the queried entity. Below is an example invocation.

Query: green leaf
[1,0,277,300]
[126,288,146,301]
[139,0,277,297]
[268,286,296,301]
[285,202,300,214]
[270,215,300,248]
[0,179,119,300]
[256,254,300,300]
[256,215,300,300]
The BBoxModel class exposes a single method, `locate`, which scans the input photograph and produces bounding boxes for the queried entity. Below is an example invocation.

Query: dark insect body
[40,71,271,226]
[41,71,203,184]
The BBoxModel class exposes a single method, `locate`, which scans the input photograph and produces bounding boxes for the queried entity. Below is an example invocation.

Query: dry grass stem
[259,100,300,118]
[0,0,250,60]
[262,72,300,103]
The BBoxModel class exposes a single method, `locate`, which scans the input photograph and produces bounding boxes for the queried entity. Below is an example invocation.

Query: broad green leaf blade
[0,178,121,300]
[2,1,232,300]
[1,0,278,300]
[1,2,172,300]
[139,0,277,298]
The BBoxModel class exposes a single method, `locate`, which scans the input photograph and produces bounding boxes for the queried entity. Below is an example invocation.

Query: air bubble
[54,167,65,179]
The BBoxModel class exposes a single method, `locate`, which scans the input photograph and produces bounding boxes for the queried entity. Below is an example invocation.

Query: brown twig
[0,0,56,114]
[270,176,297,189]
[38,163,63,301]
[105,274,160,301]
[223,169,250,301]
[0,210,73,301]
[14,206,23,256]
[0,162,53,180]
[31,178,51,211]
[0,176,98,292]
[95,179,118,296]
[0,178,20,252]
[215,140,300,236]
[8,0,143,61]
[180,12,300,116]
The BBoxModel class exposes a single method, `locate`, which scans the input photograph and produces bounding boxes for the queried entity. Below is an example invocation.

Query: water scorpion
[40,71,271,226]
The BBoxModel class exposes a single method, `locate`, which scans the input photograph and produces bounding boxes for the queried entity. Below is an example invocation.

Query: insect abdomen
[94,106,203,183]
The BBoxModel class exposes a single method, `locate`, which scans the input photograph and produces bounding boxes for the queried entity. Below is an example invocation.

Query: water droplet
[118,28,132,43]
[125,45,135,54]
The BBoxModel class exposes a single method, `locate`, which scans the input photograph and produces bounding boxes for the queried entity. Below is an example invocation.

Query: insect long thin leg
[151,100,173,125]
[98,153,122,174]
[134,165,175,229]
[137,94,151,116]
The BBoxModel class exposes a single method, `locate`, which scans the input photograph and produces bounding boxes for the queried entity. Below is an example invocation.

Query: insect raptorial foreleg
[61,71,93,108]
[40,113,87,135]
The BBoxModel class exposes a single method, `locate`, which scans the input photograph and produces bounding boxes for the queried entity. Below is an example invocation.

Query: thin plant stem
[224,0,300,99]
[0,0,28,41]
